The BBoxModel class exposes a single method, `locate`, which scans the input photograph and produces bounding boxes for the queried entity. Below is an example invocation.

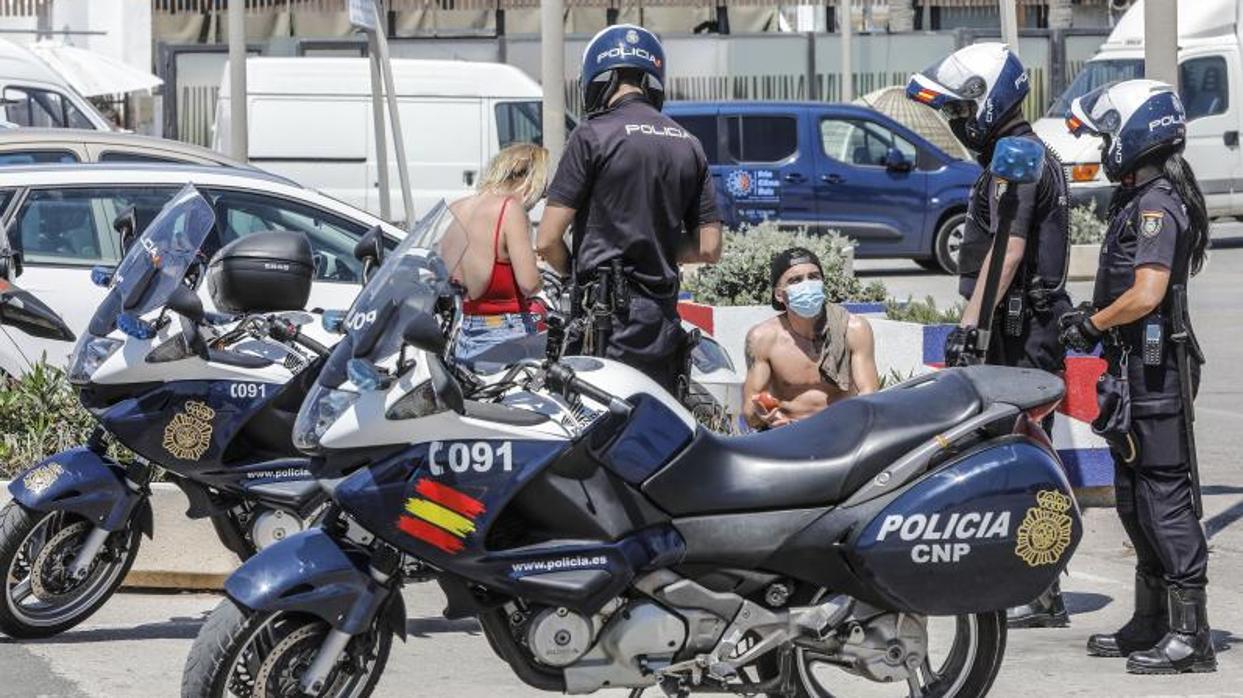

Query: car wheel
[933,212,967,275]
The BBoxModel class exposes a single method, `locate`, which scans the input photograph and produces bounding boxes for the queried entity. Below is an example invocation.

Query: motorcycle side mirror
[113,205,139,253]
[402,313,446,355]
[883,147,913,172]
[167,284,205,323]
[353,225,385,283]
[0,281,75,341]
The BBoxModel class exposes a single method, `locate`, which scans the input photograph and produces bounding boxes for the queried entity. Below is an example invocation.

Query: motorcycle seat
[642,369,984,515]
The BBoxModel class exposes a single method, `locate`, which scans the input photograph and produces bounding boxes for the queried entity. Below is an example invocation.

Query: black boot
[1087,573,1167,657]
[1007,580,1070,629]
[1126,587,1217,674]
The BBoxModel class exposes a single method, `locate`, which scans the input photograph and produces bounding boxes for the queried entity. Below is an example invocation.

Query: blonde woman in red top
[450,143,548,372]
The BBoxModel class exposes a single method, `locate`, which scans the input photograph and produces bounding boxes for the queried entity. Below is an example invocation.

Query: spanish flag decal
[396,478,486,554]
[915,88,939,105]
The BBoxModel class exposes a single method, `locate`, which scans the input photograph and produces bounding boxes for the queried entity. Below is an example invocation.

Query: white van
[214,58,555,221]
[1034,0,1243,217]
[0,38,112,131]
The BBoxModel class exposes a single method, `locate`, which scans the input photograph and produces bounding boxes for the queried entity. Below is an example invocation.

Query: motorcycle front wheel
[0,501,143,639]
[182,597,392,698]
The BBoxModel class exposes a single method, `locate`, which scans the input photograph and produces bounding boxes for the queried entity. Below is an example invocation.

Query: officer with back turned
[1060,80,1214,675]
[536,24,722,395]
[906,43,1073,629]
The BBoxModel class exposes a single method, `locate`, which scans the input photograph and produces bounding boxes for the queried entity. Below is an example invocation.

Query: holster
[1093,347,1137,464]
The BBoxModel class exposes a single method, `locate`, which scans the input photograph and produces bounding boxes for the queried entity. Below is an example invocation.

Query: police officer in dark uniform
[1060,80,1214,675]
[907,43,1073,628]
[536,24,721,394]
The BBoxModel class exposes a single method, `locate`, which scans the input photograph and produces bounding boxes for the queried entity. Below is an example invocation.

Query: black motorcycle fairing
[487,459,670,551]
[643,370,982,515]
[673,508,828,569]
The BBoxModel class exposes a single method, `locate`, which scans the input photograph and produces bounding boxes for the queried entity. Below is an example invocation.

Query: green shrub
[1069,201,1107,245]
[0,363,127,478]
[684,222,887,306]
[884,295,964,325]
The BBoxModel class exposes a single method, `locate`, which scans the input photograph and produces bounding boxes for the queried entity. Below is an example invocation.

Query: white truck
[1034,0,1243,217]
[214,58,558,222]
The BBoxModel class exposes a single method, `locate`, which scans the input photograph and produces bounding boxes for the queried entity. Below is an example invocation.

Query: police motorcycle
[0,185,337,638]
[183,196,1085,698]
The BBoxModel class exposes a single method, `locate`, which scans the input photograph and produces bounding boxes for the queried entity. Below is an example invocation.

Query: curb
[0,481,238,591]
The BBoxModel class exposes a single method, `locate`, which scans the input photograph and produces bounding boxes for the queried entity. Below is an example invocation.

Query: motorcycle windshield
[88,185,216,335]
[331,201,468,382]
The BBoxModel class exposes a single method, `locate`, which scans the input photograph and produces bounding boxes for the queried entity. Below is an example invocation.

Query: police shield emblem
[1141,210,1164,238]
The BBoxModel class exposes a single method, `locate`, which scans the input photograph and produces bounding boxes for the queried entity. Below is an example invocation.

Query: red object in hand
[754,391,779,411]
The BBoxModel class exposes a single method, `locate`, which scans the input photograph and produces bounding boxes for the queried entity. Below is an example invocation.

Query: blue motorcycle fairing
[848,437,1083,615]
[333,438,686,613]
[89,379,272,476]
[225,527,404,638]
[8,447,147,533]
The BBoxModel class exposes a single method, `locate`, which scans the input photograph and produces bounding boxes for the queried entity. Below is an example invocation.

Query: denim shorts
[453,313,546,374]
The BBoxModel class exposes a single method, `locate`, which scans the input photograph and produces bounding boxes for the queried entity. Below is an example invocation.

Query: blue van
[664,101,981,273]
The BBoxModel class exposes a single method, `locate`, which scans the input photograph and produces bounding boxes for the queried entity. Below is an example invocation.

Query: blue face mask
[785,279,826,318]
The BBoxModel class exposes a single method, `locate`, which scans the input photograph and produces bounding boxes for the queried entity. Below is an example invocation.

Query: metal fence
[162,27,1107,146]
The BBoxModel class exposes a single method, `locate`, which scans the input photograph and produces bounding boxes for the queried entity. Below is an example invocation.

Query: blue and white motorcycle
[183,199,1084,698]
[0,186,334,638]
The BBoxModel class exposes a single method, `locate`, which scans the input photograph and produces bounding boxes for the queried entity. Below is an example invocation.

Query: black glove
[1058,308,1103,353]
[944,326,980,367]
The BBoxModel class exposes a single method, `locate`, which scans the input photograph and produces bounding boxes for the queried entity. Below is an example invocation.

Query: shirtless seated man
[743,247,880,430]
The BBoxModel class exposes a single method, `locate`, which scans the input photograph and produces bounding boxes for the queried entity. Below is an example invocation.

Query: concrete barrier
[0,482,238,590]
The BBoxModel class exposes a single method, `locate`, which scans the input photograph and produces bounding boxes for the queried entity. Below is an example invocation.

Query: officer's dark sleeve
[988,175,1039,241]
[546,126,595,210]
[1133,190,1181,270]
[686,159,721,230]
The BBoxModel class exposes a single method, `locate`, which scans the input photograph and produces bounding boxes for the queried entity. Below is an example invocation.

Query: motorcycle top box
[208,230,314,314]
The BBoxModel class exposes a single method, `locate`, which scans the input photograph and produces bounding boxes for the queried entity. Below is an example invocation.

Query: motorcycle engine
[250,507,304,550]
[526,607,595,667]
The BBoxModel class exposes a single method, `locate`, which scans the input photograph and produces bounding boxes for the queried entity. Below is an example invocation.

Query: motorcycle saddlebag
[208,230,313,314]
[845,436,1082,616]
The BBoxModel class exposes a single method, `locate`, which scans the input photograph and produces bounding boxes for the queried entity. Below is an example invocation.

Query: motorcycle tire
[762,588,1006,698]
[182,597,392,698]
[0,501,142,639]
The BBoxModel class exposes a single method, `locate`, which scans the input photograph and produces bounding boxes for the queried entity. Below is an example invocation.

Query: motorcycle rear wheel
[0,502,142,639]
[789,611,1006,698]
[182,597,392,698]
[764,588,1006,698]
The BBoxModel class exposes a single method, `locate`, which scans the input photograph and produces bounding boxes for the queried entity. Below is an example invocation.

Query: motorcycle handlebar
[545,363,631,416]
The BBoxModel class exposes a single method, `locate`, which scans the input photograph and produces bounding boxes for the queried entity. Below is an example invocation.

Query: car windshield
[339,200,468,368]
[88,185,215,335]
[1047,59,1145,118]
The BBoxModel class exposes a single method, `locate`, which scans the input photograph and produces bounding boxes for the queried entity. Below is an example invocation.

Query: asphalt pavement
[2,227,1242,697]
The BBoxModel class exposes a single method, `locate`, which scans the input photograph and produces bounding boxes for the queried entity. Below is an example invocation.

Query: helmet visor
[1067,83,1123,138]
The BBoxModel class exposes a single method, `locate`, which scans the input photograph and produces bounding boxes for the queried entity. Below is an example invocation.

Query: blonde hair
[477,143,549,209]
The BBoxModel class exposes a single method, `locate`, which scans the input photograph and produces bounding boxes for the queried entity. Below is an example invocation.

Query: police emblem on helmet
[625,29,640,44]
[1014,490,1073,567]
